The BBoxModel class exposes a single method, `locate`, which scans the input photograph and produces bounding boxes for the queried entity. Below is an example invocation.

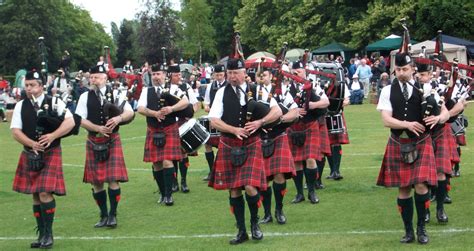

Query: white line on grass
[1,228,473,241]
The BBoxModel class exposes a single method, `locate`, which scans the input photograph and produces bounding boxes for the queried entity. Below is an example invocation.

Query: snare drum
[198,116,220,136]
[179,119,210,153]
[451,115,466,136]
[325,113,345,134]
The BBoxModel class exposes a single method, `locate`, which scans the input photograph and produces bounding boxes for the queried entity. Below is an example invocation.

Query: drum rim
[179,118,197,136]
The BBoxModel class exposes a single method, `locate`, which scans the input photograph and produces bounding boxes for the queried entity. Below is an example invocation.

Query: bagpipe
[99,87,134,126]
[103,46,143,101]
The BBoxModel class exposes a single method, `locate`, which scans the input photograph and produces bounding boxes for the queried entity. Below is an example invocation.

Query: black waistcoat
[146,86,176,128]
[86,86,120,133]
[21,96,61,149]
[210,80,227,107]
[389,79,423,138]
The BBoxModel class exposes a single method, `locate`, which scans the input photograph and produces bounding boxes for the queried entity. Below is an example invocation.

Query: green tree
[137,0,182,64]
[0,0,114,74]
[116,19,140,67]
[180,0,217,64]
[207,0,241,59]
[111,21,120,46]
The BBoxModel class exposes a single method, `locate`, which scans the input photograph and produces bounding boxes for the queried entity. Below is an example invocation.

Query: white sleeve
[123,101,133,112]
[376,85,392,112]
[284,92,298,109]
[208,88,224,119]
[53,97,72,118]
[204,84,211,105]
[269,96,278,108]
[10,100,24,129]
[137,87,148,108]
[187,85,198,105]
[75,92,89,119]
[316,85,328,100]
[115,90,134,112]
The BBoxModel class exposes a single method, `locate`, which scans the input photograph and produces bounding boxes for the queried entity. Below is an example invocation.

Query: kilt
[455,134,467,146]
[143,124,184,162]
[263,133,296,181]
[13,146,66,196]
[447,130,460,164]
[208,135,267,190]
[83,133,129,184]
[377,134,437,187]
[318,117,332,157]
[431,125,453,176]
[206,135,220,148]
[328,113,350,145]
[287,120,323,161]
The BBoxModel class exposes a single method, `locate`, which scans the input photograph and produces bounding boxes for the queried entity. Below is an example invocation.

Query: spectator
[0,75,10,90]
[354,53,361,66]
[205,63,213,83]
[349,74,364,104]
[371,59,385,85]
[379,56,386,70]
[377,72,390,101]
[123,60,133,74]
[348,58,357,80]
[354,59,372,98]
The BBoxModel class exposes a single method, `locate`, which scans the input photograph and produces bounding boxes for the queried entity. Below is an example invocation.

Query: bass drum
[179,119,210,153]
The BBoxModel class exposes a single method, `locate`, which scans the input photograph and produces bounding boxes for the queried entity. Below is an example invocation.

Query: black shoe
[444,194,452,204]
[181,181,190,193]
[39,233,53,249]
[157,195,165,204]
[315,181,325,190]
[229,230,249,245]
[165,196,174,206]
[425,208,430,223]
[259,214,273,224]
[453,170,460,177]
[172,180,179,193]
[436,208,448,223]
[202,174,210,181]
[308,191,320,204]
[326,173,335,179]
[416,226,429,244]
[275,209,287,224]
[291,194,305,204]
[250,223,263,240]
[31,240,41,249]
[400,229,415,243]
[333,171,343,180]
[106,215,117,228]
[94,216,108,228]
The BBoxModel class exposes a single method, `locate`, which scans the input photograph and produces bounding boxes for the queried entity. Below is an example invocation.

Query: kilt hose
[431,124,455,176]
[377,134,437,188]
[287,120,323,161]
[317,117,332,157]
[13,146,66,196]
[208,135,267,191]
[143,124,184,162]
[263,133,296,181]
[328,113,350,145]
[83,133,129,185]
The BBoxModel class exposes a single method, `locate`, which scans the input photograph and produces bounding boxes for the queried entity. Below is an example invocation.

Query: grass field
[0,103,473,250]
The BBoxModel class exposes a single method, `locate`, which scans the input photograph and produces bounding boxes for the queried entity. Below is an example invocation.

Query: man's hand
[298,108,307,117]
[97,125,112,137]
[233,127,250,140]
[405,121,425,136]
[31,141,45,154]
[105,116,122,131]
[423,115,440,129]
[159,106,174,116]
[38,134,57,148]
[244,119,264,135]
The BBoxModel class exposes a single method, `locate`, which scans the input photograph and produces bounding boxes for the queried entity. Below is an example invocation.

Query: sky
[71,0,181,34]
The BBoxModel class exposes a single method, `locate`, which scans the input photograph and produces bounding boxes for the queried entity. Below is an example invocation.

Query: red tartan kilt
[84,133,128,184]
[208,135,267,191]
[263,133,296,181]
[143,124,184,162]
[377,134,437,187]
[287,120,323,161]
[318,118,332,156]
[328,113,350,145]
[448,130,460,164]
[432,125,454,176]
[206,135,220,148]
[13,146,66,196]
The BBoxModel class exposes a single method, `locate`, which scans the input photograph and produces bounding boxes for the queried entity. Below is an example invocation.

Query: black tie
[32,100,40,112]
[402,83,409,101]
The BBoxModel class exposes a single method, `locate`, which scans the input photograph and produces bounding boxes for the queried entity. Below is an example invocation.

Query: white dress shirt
[75,85,133,119]
[136,83,185,109]
[377,79,415,112]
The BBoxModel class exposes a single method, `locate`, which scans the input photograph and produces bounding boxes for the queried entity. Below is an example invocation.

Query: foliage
[0,0,114,74]
[180,0,217,64]
[207,0,241,59]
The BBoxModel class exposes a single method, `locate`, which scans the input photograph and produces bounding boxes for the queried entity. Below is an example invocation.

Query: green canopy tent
[312,42,354,63]
[366,35,417,52]
[285,48,305,62]
[13,69,26,88]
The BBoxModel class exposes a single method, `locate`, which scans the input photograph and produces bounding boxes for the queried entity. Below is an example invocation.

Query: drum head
[179,119,197,136]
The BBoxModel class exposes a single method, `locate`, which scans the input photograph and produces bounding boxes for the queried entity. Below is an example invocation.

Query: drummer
[137,63,189,206]
[202,64,227,181]
[168,64,199,193]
